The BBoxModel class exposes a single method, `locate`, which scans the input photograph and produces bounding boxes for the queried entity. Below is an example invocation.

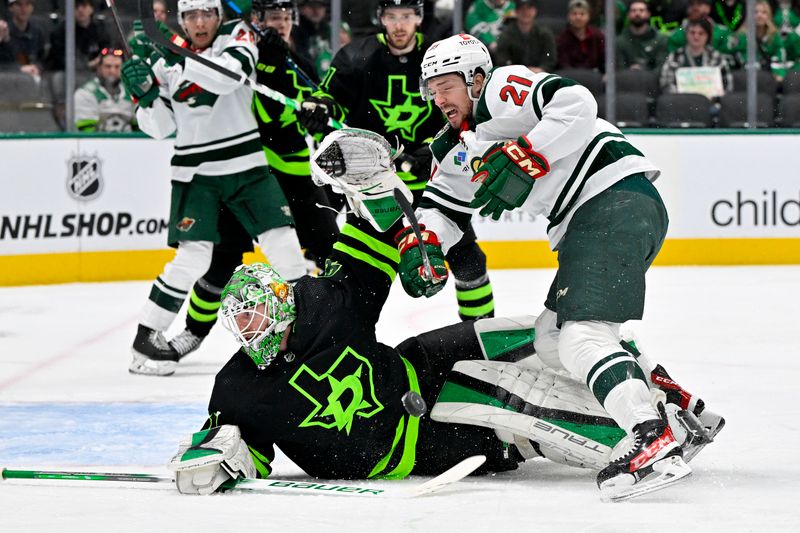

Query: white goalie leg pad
[140,240,213,330]
[256,226,308,281]
[431,360,619,469]
[473,315,543,369]
[168,425,257,495]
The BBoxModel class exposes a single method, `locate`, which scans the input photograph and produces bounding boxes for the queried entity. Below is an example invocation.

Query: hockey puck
[401,391,427,417]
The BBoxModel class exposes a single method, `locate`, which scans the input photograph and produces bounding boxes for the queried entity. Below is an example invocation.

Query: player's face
[262,9,293,41]
[183,8,220,49]
[153,1,168,23]
[381,8,420,50]
[235,302,272,343]
[427,73,473,128]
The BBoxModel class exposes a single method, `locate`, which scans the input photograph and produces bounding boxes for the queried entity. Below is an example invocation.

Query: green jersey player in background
[410,33,723,498]
[296,0,497,323]
[121,0,307,376]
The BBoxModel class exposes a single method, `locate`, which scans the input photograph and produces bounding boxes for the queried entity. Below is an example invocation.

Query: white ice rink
[1,266,799,532]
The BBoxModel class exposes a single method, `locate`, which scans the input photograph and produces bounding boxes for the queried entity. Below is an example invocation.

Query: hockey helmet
[377,0,424,22]
[420,34,493,102]
[178,0,223,31]
[220,263,297,370]
[253,0,298,23]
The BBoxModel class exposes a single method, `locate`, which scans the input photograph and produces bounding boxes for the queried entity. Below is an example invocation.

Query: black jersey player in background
[297,0,497,323]
[163,0,340,361]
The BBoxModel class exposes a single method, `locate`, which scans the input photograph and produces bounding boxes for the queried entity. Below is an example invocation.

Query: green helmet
[220,263,296,369]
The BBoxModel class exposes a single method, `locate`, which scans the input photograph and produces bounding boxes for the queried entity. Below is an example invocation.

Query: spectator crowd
[2,0,800,131]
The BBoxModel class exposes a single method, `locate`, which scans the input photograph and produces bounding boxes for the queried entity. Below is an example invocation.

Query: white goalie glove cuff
[167,425,257,495]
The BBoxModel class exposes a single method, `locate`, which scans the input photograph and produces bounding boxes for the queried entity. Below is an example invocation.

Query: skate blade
[600,456,692,502]
[128,353,177,377]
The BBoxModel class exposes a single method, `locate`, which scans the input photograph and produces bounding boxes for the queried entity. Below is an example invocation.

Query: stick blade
[411,455,486,497]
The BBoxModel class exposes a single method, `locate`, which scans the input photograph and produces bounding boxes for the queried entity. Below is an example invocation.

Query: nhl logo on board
[66,154,103,201]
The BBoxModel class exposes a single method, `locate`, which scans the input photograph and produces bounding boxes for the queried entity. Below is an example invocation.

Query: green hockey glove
[168,425,257,495]
[395,224,448,298]
[121,58,159,108]
[469,136,550,220]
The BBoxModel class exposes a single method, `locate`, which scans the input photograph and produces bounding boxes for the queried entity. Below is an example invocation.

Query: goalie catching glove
[395,224,448,298]
[469,136,549,220]
[168,425,257,495]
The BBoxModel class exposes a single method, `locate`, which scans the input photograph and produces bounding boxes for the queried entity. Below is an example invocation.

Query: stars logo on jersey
[369,75,432,143]
[289,347,384,435]
[173,81,219,108]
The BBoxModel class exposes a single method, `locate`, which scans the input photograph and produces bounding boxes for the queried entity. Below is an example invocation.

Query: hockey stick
[393,188,437,282]
[137,0,343,129]
[221,0,319,91]
[1,455,485,498]
[105,0,132,56]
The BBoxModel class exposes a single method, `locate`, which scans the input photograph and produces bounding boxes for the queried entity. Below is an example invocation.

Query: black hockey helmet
[377,0,424,21]
[252,0,298,24]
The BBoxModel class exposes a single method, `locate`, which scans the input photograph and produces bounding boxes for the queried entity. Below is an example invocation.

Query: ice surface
[1,267,799,532]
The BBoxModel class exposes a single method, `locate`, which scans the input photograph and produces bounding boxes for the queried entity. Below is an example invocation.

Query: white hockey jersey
[417,65,661,252]
[136,20,265,182]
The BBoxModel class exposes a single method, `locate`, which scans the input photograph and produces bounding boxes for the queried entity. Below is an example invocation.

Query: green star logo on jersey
[369,75,432,143]
[289,346,384,435]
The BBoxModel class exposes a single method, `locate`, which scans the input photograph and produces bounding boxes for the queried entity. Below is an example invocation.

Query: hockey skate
[169,329,204,360]
[597,402,691,502]
[130,325,180,376]
[649,364,726,461]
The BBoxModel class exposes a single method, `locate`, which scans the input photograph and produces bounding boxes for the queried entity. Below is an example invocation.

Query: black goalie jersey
[204,216,518,480]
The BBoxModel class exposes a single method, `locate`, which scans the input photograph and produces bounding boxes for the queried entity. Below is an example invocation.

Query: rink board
[1,131,799,285]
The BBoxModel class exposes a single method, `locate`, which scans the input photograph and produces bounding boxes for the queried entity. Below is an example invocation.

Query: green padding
[362,196,403,231]
[190,290,221,310]
[543,418,626,448]
[590,358,647,406]
[479,328,536,360]
[437,381,512,411]
[248,445,272,478]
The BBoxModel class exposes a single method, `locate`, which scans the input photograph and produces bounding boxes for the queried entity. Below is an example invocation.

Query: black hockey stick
[136,0,343,128]
[105,0,131,55]
[393,188,437,282]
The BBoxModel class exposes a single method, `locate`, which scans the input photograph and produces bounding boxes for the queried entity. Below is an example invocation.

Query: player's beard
[387,30,415,51]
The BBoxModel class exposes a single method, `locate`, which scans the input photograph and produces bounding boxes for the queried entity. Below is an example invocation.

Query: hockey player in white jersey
[120,0,307,376]
[404,33,723,500]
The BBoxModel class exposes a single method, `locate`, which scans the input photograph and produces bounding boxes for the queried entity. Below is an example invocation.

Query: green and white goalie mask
[220,263,296,369]
[311,128,413,232]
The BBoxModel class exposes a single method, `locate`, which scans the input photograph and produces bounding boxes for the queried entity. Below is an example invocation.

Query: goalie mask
[420,34,492,102]
[220,263,296,370]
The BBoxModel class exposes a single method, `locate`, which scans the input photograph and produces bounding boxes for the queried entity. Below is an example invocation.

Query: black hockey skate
[597,403,691,502]
[169,329,204,360]
[130,325,180,376]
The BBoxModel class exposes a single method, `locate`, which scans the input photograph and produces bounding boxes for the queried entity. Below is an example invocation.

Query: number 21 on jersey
[499,75,533,106]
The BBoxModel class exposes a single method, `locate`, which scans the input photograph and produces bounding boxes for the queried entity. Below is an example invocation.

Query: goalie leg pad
[473,315,540,367]
[168,425,257,495]
[431,360,625,469]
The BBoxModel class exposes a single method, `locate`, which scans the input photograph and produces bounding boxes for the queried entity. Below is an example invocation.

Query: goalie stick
[1,455,485,498]
[393,188,437,282]
[135,0,343,129]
